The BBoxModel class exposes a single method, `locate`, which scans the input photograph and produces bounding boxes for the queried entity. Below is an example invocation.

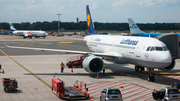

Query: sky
[0,0,180,23]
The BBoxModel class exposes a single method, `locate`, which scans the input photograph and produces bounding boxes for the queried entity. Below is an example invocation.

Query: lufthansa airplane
[128,18,178,37]
[5,5,175,82]
[9,22,48,39]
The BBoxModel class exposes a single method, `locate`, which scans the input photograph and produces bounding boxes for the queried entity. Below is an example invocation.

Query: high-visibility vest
[61,63,64,68]
[103,65,106,70]
[61,63,64,66]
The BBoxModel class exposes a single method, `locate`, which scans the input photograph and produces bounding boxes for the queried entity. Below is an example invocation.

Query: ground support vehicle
[152,87,180,101]
[66,55,85,68]
[52,78,89,100]
[100,87,123,101]
[171,82,180,90]
[2,78,18,92]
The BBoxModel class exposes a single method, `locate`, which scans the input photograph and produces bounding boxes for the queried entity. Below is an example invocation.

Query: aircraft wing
[5,43,121,58]
[5,44,92,54]
[93,52,122,58]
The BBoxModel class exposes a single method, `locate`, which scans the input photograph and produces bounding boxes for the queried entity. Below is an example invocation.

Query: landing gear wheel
[151,76,155,82]
[140,67,145,71]
[148,76,151,82]
[148,76,155,82]
[135,66,140,72]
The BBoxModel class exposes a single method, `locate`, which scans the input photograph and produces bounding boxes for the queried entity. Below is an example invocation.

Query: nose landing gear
[135,65,155,82]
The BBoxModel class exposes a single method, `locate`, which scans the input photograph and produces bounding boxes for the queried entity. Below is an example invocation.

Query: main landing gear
[147,68,155,82]
[135,65,155,82]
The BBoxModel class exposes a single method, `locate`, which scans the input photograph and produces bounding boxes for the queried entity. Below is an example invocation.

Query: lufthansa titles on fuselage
[120,39,138,46]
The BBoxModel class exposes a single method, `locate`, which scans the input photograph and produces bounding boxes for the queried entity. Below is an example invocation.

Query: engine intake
[82,55,104,74]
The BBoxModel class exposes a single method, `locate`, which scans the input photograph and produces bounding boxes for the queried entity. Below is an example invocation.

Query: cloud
[91,3,98,10]
[139,0,156,6]
[112,0,130,6]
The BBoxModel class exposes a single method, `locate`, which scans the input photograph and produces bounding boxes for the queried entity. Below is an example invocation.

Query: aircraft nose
[158,51,172,64]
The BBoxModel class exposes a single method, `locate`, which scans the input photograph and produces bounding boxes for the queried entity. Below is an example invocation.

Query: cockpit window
[150,47,155,51]
[146,46,151,51]
[155,47,163,51]
[146,46,169,51]
[163,46,168,51]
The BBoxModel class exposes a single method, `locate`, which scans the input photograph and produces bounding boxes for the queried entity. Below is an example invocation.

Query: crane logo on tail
[87,14,91,27]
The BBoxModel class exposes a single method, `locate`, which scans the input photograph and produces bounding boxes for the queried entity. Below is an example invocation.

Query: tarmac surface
[0,35,180,101]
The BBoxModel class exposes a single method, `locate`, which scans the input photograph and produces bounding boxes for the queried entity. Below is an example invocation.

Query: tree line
[0,21,180,31]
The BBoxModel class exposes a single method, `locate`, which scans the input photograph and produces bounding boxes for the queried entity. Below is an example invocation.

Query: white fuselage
[84,35,172,69]
[13,30,48,37]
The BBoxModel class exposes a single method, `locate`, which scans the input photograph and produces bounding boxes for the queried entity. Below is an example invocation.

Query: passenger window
[146,46,151,51]
[150,47,155,51]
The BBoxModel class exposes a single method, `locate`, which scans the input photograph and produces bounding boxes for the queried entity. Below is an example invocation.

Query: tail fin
[128,18,145,35]
[86,5,97,35]
[9,21,17,33]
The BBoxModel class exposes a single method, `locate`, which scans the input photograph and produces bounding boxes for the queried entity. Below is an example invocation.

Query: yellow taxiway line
[0,49,52,89]
[19,44,26,46]
[40,43,53,45]
[0,46,5,48]
[137,70,180,76]
[58,42,73,43]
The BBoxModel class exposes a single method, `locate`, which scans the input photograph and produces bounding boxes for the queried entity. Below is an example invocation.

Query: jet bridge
[155,34,180,59]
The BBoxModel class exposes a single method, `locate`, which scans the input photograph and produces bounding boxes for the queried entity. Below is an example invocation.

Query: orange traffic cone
[97,73,99,79]
[2,68,4,74]
[71,68,73,73]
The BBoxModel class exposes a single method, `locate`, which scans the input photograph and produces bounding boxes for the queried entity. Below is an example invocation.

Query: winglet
[128,18,145,35]
[86,5,97,35]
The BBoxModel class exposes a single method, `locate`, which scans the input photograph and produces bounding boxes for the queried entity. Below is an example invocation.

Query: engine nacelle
[162,59,175,70]
[82,55,104,74]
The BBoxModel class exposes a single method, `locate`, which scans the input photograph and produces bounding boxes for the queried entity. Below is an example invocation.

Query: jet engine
[82,55,104,74]
[163,59,175,70]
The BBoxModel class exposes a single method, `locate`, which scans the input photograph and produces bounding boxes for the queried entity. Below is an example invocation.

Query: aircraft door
[136,41,144,57]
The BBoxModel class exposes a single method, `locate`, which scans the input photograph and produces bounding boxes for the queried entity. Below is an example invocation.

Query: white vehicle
[152,87,180,101]
[100,87,123,101]
[5,5,175,82]
[9,22,48,39]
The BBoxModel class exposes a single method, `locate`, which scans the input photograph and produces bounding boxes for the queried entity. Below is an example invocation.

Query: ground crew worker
[60,62,64,73]
[103,64,106,76]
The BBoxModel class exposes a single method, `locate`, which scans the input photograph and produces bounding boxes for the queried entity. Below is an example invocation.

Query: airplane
[4,5,175,82]
[9,21,48,39]
[128,18,178,37]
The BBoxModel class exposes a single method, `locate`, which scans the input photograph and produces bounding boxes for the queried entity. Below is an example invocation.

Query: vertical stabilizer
[128,18,145,35]
[9,21,17,33]
[86,5,97,35]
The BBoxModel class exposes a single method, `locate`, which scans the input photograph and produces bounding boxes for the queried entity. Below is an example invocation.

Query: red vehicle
[66,55,85,68]
[2,78,18,92]
[52,78,89,100]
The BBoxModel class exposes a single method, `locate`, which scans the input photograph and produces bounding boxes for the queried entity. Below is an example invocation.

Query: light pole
[57,14,61,35]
